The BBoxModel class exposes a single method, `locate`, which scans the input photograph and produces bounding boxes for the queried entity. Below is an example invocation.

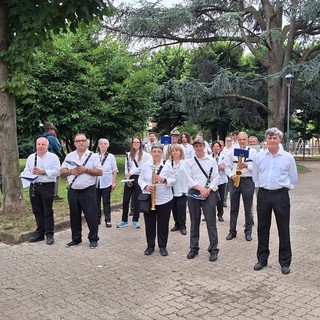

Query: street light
[285,73,294,151]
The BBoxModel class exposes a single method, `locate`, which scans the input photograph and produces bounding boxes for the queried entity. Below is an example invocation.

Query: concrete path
[0,160,319,320]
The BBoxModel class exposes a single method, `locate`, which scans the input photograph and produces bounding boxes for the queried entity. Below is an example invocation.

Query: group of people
[22,126,298,275]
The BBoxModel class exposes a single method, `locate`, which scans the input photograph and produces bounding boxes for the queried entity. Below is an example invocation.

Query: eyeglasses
[132,141,141,144]
[74,139,87,143]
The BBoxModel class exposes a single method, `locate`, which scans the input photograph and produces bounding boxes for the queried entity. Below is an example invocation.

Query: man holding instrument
[225,131,257,242]
[185,137,219,262]
[60,133,102,249]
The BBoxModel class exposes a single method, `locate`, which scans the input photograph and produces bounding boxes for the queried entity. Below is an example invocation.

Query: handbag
[138,193,151,214]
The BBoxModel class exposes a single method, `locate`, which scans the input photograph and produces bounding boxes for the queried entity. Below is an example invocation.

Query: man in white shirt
[185,137,220,262]
[252,127,298,275]
[23,137,60,245]
[60,133,103,249]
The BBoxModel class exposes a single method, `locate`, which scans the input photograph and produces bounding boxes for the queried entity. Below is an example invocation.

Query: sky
[114,0,184,7]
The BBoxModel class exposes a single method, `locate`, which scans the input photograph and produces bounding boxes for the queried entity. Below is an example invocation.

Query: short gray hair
[98,138,109,146]
[265,127,283,139]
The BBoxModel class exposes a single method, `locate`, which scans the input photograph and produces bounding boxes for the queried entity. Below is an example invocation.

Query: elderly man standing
[225,131,257,241]
[252,128,298,275]
[60,133,103,249]
[23,137,60,245]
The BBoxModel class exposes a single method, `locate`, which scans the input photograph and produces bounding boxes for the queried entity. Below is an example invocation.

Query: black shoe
[46,235,54,245]
[254,261,267,271]
[180,228,187,235]
[187,250,198,259]
[223,204,227,208]
[171,226,180,232]
[53,195,63,201]
[218,216,224,222]
[160,247,168,256]
[89,240,98,249]
[226,232,236,240]
[209,251,218,262]
[66,240,81,247]
[129,211,134,216]
[281,266,290,275]
[202,218,206,221]
[105,221,112,228]
[245,234,252,241]
[28,234,45,243]
[144,247,154,255]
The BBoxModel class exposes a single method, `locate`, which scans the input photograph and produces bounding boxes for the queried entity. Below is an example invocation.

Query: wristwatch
[42,170,46,175]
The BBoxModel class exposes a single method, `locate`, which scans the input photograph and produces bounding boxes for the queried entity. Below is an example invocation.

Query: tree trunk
[0,2,26,215]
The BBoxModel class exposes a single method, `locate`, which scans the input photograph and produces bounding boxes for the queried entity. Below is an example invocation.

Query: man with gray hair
[96,138,118,228]
[252,127,298,275]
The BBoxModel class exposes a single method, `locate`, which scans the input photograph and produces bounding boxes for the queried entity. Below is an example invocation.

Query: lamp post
[285,73,294,152]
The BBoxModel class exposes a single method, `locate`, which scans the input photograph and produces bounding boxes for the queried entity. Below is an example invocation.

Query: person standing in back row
[252,127,298,275]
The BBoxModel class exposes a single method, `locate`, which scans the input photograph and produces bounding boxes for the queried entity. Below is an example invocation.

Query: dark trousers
[172,194,187,229]
[257,188,292,267]
[216,183,226,217]
[30,183,55,236]
[96,185,112,222]
[144,200,172,249]
[68,185,99,242]
[223,177,231,205]
[121,175,141,222]
[188,192,219,253]
[229,177,254,235]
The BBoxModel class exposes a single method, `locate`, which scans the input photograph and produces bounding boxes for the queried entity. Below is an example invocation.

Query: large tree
[0,0,110,214]
[107,0,320,130]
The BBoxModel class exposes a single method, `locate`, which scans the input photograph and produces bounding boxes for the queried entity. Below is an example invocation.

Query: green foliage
[16,23,160,149]
[3,0,112,95]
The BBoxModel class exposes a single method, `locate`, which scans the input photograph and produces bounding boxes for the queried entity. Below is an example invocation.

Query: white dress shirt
[61,149,102,190]
[96,152,118,189]
[125,151,152,176]
[252,148,298,190]
[171,159,188,196]
[23,152,60,183]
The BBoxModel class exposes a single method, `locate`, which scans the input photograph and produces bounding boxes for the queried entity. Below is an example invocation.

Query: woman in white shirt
[170,144,188,235]
[116,137,152,229]
[138,144,176,256]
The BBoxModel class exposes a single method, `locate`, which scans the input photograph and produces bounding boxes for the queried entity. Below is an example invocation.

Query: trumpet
[151,162,157,210]
[234,154,244,188]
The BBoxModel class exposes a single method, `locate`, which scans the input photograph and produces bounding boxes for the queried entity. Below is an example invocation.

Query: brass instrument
[234,154,243,188]
[151,162,157,210]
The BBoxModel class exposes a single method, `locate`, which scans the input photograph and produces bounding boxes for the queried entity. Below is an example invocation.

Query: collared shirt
[225,146,257,178]
[23,151,60,183]
[185,155,219,191]
[182,143,195,159]
[213,153,229,185]
[252,148,298,190]
[125,151,152,176]
[171,159,188,196]
[61,149,102,190]
[96,152,118,189]
[138,159,176,205]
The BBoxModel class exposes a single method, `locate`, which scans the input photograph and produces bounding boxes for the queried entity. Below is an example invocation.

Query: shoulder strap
[101,152,109,166]
[194,157,208,178]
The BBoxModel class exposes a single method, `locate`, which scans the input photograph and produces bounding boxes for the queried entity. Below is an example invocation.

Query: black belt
[260,187,287,193]
[32,182,55,186]
[241,176,252,179]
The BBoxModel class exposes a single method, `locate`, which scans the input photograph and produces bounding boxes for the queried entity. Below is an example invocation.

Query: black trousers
[188,192,219,253]
[30,182,55,236]
[216,183,226,217]
[172,194,187,229]
[257,188,292,267]
[121,175,141,222]
[229,177,254,235]
[144,200,172,249]
[68,185,99,242]
[96,185,112,222]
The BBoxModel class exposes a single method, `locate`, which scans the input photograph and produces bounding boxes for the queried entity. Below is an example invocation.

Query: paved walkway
[0,160,319,320]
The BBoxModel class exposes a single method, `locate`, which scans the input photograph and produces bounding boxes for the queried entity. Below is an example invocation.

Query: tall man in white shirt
[23,137,60,245]
[252,127,298,275]
[60,133,103,249]
[185,137,220,262]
